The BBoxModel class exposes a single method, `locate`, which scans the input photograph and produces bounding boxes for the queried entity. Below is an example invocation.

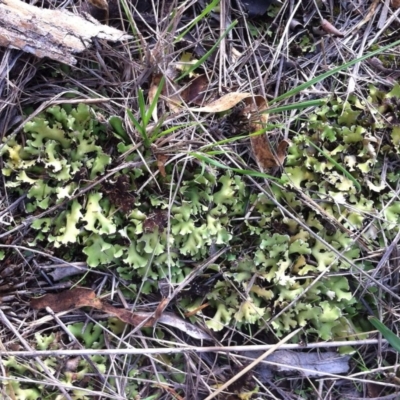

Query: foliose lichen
[2,91,400,340]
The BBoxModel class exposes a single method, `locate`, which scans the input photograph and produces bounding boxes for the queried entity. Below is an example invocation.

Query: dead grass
[2,0,400,399]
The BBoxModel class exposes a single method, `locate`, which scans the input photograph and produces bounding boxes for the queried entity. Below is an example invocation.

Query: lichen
[2,93,400,340]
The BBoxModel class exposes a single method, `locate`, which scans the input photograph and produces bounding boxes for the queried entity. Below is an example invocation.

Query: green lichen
[2,93,400,340]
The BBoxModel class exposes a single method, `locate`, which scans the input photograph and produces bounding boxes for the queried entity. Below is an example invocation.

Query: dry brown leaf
[155,153,168,177]
[392,0,400,9]
[367,57,400,79]
[87,0,109,23]
[184,302,209,318]
[30,288,99,312]
[88,0,108,12]
[181,74,209,105]
[189,92,252,113]
[242,96,290,170]
[31,287,154,326]
[30,288,212,340]
[244,350,350,379]
[190,91,290,170]
[0,0,131,65]
[151,143,169,177]
[320,19,344,37]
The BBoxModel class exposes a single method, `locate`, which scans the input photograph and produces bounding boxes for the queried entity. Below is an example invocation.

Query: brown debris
[102,175,135,213]
[30,287,212,340]
[242,96,291,170]
[320,19,345,37]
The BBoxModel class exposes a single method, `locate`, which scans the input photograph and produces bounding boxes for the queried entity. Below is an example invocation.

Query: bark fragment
[0,0,131,65]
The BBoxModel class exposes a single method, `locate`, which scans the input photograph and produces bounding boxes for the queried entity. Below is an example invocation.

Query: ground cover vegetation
[1,0,400,398]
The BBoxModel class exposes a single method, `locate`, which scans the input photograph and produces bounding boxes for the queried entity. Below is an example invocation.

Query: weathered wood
[0,0,131,65]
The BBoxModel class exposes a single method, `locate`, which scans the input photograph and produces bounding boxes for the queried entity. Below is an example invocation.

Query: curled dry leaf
[392,0,400,9]
[181,74,209,105]
[155,152,169,177]
[189,92,252,113]
[30,287,211,340]
[367,57,400,78]
[190,92,290,170]
[289,19,303,31]
[242,96,291,170]
[320,19,344,37]
[87,0,109,23]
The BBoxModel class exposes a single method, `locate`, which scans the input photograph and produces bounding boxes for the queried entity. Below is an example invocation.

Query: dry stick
[0,244,110,277]
[219,0,227,92]
[361,228,400,298]
[0,338,383,357]
[0,309,73,400]
[203,328,299,400]
[346,9,375,94]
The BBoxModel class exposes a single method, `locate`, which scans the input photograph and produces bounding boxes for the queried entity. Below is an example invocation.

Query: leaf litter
[30,287,212,340]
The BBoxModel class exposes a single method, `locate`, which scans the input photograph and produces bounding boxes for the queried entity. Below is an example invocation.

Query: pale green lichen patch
[2,89,400,341]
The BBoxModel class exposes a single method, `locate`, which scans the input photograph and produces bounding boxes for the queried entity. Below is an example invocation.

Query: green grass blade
[271,39,400,104]
[126,109,150,147]
[138,89,147,122]
[176,20,238,82]
[369,317,400,353]
[304,138,362,192]
[150,122,199,142]
[191,152,283,182]
[265,99,328,114]
[144,76,165,127]
[174,0,220,43]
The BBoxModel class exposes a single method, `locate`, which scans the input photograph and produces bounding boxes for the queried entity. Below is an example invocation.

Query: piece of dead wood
[30,287,212,340]
[0,0,132,65]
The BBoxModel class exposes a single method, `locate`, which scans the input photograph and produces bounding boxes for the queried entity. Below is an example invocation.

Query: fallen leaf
[30,288,212,340]
[191,92,290,170]
[189,92,253,113]
[181,74,209,105]
[320,19,345,37]
[30,288,99,312]
[87,0,109,23]
[49,265,87,281]
[391,0,400,9]
[289,19,303,31]
[184,303,209,318]
[155,152,169,177]
[367,57,400,78]
[242,96,290,170]
[156,312,212,340]
[0,0,131,65]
